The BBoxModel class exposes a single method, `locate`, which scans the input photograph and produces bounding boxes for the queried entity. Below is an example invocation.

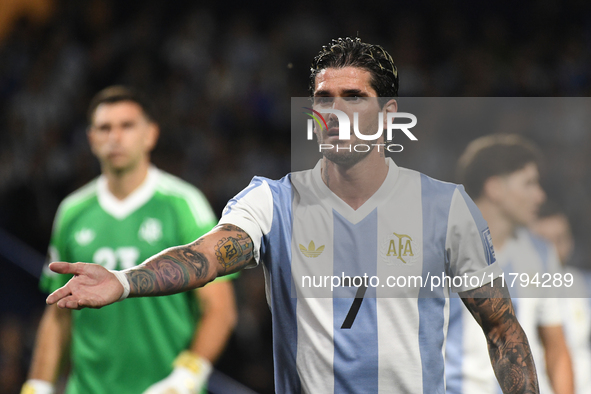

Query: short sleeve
[537,244,564,326]
[446,186,503,292]
[218,178,274,267]
[537,297,563,327]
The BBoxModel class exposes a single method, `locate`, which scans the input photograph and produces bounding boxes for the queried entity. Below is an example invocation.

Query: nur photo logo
[303,106,418,153]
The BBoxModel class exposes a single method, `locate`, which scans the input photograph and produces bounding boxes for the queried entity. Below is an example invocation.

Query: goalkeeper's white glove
[143,351,212,394]
[20,380,55,394]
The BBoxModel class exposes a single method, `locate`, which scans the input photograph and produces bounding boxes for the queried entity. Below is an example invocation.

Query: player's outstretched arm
[460,278,540,394]
[46,224,254,309]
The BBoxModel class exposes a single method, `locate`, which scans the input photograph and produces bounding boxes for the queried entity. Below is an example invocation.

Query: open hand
[46,262,124,309]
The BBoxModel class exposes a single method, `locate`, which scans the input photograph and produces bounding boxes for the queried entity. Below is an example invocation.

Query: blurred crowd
[1,0,590,393]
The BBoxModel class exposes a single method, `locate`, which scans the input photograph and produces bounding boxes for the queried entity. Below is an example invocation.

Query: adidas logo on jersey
[299,240,325,258]
[75,228,95,246]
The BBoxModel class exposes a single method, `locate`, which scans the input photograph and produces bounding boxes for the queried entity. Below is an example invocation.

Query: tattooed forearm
[181,248,208,279]
[124,224,254,297]
[214,224,253,273]
[461,278,539,394]
[127,269,157,295]
[127,247,206,296]
[125,224,253,297]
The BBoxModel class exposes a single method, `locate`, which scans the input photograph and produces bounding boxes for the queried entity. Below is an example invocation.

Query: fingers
[46,285,72,305]
[57,297,81,310]
[45,262,113,310]
[52,294,98,310]
[47,284,97,309]
[48,294,100,310]
[49,262,87,275]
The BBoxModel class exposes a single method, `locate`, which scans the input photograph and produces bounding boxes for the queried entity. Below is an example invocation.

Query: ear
[382,99,398,127]
[482,176,506,203]
[145,122,159,152]
[383,99,398,113]
[87,126,98,155]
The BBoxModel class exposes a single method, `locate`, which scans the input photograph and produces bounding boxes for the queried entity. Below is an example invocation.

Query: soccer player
[446,134,574,394]
[532,203,591,394]
[46,38,538,394]
[22,86,237,394]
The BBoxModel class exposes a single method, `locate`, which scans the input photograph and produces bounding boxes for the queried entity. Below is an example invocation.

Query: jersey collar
[311,157,400,223]
[97,166,159,220]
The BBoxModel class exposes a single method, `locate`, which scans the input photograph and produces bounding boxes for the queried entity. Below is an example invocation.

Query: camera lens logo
[303,107,328,139]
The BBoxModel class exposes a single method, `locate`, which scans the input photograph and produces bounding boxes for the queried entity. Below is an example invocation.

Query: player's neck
[103,160,150,200]
[321,152,388,210]
[477,199,515,251]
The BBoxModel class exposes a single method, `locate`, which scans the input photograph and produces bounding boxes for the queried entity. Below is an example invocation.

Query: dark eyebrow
[341,89,367,96]
[95,122,110,129]
[313,88,368,97]
[313,89,331,97]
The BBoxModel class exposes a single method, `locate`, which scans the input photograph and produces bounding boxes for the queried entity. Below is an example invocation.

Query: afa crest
[380,232,420,265]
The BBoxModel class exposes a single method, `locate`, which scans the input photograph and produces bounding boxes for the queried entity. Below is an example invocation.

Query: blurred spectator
[532,203,591,394]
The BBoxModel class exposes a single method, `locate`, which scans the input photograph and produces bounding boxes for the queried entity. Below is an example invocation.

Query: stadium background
[0,0,590,393]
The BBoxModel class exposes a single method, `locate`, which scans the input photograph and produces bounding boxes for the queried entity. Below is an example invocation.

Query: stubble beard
[318,114,383,167]
[318,128,381,168]
[321,142,373,168]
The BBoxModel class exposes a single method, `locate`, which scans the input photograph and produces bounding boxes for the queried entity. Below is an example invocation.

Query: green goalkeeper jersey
[40,167,223,394]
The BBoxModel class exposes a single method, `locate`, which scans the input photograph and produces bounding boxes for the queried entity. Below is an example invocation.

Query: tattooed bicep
[215,223,248,235]
[211,224,255,274]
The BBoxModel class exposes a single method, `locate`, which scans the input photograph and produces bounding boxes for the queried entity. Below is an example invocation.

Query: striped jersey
[219,158,501,394]
[445,227,563,394]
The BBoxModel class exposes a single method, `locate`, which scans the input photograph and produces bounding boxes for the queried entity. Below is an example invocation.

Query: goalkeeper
[21,86,237,394]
